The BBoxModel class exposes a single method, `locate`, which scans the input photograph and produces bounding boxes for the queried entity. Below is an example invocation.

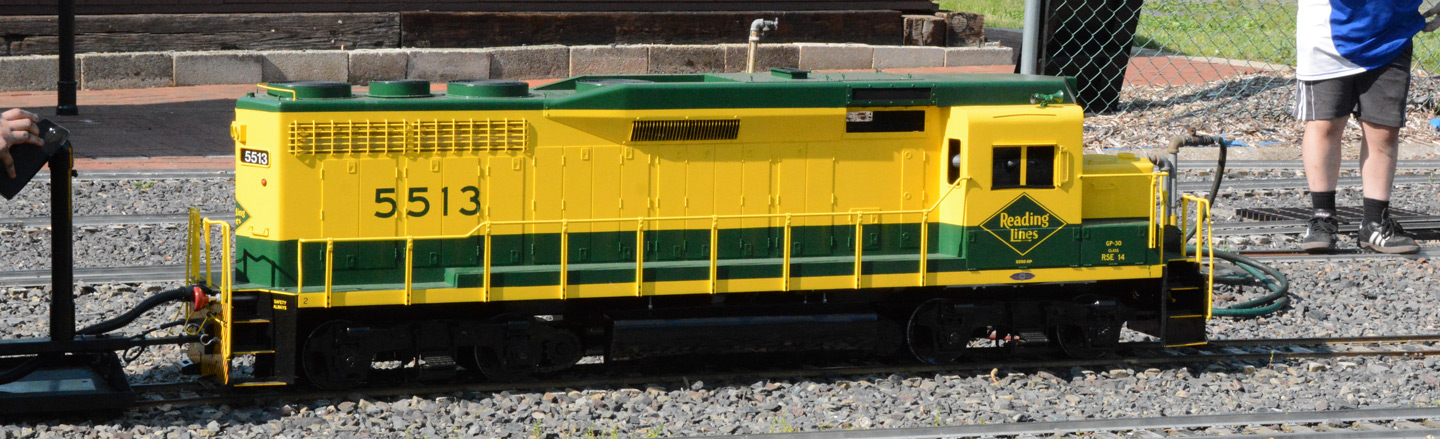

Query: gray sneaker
[1300,214,1339,254]
[1358,217,1420,254]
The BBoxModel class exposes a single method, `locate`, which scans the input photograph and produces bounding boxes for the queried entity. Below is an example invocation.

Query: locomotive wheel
[467,327,582,381]
[906,299,969,364]
[301,320,373,390]
[1054,325,1107,359]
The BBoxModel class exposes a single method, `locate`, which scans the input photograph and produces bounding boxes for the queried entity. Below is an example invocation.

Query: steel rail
[38,168,235,181]
[1239,247,1440,263]
[1178,159,1440,170]
[1177,174,1440,192]
[0,212,227,228]
[692,408,1440,439]
[0,265,198,287]
[128,335,1440,411]
[1213,217,1440,236]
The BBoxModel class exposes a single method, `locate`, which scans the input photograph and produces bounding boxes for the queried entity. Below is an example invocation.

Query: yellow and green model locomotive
[186,70,1213,389]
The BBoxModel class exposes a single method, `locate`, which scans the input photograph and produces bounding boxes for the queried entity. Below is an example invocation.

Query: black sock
[1311,191,1336,216]
[1363,198,1389,225]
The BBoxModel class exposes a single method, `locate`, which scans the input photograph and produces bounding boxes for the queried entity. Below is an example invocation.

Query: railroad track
[0,212,227,228]
[711,407,1440,438]
[0,265,200,287]
[40,168,235,181]
[1176,173,1440,192]
[130,335,1440,411]
[1178,159,1440,170]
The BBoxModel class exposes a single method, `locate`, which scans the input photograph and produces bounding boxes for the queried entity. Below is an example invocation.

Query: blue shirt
[1297,0,1423,80]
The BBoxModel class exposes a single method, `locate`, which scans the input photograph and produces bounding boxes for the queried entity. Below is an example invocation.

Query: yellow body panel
[233,107,959,240]
[1080,153,1155,219]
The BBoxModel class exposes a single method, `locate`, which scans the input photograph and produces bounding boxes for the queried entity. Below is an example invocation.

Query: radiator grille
[630,120,740,142]
[287,118,528,154]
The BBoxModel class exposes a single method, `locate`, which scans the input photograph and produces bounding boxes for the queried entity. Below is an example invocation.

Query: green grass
[939,0,1440,71]
[936,0,1025,29]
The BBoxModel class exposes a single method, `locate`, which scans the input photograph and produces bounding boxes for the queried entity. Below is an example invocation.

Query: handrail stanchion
[560,221,569,299]
[482,223,492,302]
[324,239,335,308]
[204,226,214,287]
[404,238,415,305]
[853,213,863,289]
[709,216,719,294]
[634,218,645,297]
[198,219,234,384]
[1148,174,1157,249]
[1180,197,1191,259]
[219,222,232,385]
[296,241,305,296]
[782,214,792,292]
[918,211,929,286]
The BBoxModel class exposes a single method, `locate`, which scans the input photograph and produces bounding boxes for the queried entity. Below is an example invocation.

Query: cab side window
[992,146,1055,189]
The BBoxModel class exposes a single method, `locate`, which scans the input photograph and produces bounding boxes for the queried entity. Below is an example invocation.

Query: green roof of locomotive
[236,71,1078,113]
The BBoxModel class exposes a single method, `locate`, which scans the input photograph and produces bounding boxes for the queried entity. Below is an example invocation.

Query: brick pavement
[0,61,1270,170]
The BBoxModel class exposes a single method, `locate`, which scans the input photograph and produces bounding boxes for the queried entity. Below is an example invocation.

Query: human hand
[0,108,42,179]
[1425,2,1440,32]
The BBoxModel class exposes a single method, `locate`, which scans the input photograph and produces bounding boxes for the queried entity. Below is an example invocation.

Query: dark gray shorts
[1294,48,1412,128]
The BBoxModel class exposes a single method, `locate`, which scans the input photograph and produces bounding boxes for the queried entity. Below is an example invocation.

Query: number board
[239,148,270,167]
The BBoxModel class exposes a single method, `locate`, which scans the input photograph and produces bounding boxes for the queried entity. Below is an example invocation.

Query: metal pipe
[49,144,74,342]
[747,18,778,73]
[1020,0,1042,75]
[56,0,78,115]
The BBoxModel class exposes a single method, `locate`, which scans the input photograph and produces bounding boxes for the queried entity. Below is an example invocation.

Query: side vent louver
[630,120,739,142]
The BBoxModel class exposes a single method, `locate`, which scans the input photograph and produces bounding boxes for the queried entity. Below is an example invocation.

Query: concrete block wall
[0,44,1013,92]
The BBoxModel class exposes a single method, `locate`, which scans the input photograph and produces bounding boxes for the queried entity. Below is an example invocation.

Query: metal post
[56,0,78,115]
[49,146,74,342]
[1020,0,1042,75]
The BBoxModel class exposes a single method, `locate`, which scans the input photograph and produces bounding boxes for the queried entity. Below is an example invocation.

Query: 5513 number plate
[239,148,270,167]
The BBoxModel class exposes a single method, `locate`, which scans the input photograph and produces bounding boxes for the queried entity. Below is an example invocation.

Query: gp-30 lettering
[374,186,480,218]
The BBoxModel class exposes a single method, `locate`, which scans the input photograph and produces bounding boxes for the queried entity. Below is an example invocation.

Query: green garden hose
[1175,134,1292,318]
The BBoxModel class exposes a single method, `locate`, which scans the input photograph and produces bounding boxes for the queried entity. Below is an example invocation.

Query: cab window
[992,146,1055,189]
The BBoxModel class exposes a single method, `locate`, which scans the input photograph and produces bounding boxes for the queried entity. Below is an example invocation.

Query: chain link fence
[1034,0,1440,151]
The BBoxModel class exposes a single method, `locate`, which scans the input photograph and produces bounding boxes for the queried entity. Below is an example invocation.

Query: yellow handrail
[559,221,569,298]
[1180,194,1215,318]
[782,214,793,292]
[917,211,929,286]
[255,83,297,100]
[482,224,492,302]
[1076,172,1163,249]
[193,219,233,385]
[634,218,645,297]
[853,213,864,289]
[325,240,334,307]
[285,170,1172,300]
[708,216,719,294]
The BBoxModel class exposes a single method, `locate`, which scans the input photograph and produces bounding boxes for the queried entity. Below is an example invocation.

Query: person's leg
[1358,121,1399,203]
[1352,47,1418,254]
[1295,75,1352,253]
[1302,117,1346,210]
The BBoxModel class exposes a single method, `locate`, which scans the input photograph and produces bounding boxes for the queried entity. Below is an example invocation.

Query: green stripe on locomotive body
[234,73,1078,113]
[234,219,1159,293]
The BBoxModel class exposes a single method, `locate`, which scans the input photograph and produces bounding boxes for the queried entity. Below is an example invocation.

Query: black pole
[49,146,74,342]
[56,0,78,116]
